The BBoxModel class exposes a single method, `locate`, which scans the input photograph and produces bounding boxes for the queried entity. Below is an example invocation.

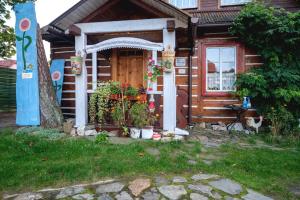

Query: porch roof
[42,0,190,42]
[190,9,241,27]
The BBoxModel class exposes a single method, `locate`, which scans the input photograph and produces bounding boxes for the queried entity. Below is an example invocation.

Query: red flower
[51,71,61,81]
[19,18,31,32]
[148,72,153,77]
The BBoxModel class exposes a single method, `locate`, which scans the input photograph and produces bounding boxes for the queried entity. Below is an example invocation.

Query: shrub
[95,132,109,144]
[129,103,149,128]
[230,3,300,135]
[89,82,111,126]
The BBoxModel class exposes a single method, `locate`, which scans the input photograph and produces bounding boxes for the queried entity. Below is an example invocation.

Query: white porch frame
[74,18,185,131]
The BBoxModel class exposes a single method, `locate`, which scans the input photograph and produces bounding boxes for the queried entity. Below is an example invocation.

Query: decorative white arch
[85,37,164,54]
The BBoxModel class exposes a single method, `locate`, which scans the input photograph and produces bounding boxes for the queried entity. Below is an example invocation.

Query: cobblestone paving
[3,173,274,200]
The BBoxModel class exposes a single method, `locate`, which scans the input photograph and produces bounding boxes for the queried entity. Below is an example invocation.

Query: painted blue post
[50,59,65,105]
[14,2,40,126]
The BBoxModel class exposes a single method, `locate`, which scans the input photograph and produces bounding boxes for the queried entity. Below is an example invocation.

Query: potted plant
[162,46,175,73]
[124,85,139,100]
[109,81,121,100]
[141,113,156,139]
[129,103,148,138]
[129,102,156,139]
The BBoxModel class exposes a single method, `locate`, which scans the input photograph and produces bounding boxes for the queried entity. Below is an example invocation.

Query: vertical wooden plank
[111,49,118,82]
[75,34,88,127]
[163,28,177,131]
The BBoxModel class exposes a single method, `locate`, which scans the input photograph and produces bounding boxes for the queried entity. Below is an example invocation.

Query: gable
[82,0,171,23]
[45,0,189,31]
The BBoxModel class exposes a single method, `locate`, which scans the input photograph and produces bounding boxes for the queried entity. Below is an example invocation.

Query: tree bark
[37,25,64,128]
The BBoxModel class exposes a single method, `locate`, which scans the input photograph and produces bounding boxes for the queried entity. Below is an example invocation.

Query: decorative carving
[85,37,164,53]
[162,45,175,73]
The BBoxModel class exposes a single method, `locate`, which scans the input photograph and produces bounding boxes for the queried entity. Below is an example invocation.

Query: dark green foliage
[0,68,16,111]
[230,3,300,135]
[0,0,35,59]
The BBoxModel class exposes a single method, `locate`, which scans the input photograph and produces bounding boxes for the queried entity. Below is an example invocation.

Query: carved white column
[92,52,97,91]
[75,34,88,127]
[163,28,176,131]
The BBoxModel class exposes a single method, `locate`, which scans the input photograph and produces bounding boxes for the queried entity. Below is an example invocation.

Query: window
[169,0,197,9]
[206,47,236,92]
[221,0,252,6]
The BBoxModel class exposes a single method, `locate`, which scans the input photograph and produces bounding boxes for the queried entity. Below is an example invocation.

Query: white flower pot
[142,127,154,139]
[130,128,141,139]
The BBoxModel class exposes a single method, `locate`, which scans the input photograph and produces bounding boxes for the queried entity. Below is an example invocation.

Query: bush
[95,132,109,144]
[231,3,300,135]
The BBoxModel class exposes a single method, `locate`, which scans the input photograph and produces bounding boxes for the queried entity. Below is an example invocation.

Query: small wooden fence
[0,68,16,112]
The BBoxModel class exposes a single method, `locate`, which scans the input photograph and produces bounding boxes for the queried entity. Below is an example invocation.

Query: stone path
[3,173,274,200]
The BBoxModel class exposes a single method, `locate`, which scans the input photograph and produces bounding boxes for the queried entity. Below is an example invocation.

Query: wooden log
[37,25,64,128]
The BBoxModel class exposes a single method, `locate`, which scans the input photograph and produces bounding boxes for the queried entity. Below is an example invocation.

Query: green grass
[201,145,300,200]
[0,130,201,193]
[0,129,300,200]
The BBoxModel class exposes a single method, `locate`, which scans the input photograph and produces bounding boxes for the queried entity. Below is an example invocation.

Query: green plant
[266,106,297,136]
[111,102,124,126]
[95,132,109,144]
[109,81,121,95]
[230,3,300,135]
[129,103,149,128]
[144,58,162,82]
[125,86,138,97]
[162,60,172,70]
[89,82,111,127]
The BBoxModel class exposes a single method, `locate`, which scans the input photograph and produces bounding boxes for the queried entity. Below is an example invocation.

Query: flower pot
[163,67,173,73]
[70,56,83,75]
[142,127,154,139]
[130,128,141,139]
[162,46,175,74]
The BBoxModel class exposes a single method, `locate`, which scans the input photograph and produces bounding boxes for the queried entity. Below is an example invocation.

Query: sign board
[175,58,186,67]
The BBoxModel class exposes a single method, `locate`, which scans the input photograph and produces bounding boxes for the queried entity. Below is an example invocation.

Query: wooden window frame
[200,41,244,97]
[219,0,252,7]
[169,0,198,9]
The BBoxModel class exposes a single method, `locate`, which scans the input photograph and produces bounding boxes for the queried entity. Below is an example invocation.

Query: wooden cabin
[42,0,300,130]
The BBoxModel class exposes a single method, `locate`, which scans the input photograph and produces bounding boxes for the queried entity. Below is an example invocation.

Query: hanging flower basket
[162,46,175,73]
[71,56,83,75]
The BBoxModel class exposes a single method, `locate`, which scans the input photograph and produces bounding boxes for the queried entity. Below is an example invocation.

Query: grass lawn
[0,128,300,200]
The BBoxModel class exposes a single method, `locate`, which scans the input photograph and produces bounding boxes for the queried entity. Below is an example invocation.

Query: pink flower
[19,18,31,32]
[51,71,61,81]
[148,87,153,92]
[148,72,153,77]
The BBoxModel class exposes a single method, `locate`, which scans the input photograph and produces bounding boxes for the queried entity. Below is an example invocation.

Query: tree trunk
[37,25,64,128]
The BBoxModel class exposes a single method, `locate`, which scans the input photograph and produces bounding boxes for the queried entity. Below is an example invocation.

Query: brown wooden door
[112,49,147,88]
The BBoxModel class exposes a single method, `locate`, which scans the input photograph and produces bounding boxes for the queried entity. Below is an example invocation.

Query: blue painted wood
[50,59,65,105]
[14,2,40,126]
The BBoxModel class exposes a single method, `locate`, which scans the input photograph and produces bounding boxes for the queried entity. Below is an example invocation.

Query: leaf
[24,35,32,52]
[16,36,22,41]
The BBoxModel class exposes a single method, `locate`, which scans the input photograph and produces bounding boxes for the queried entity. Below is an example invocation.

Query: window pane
[206,47,236,92]
[222,62,235,90]
[207,62,220,91]
[221,48,235,62]
[169,0,197,8]
[207,48,219,62]
[221,0,251,6]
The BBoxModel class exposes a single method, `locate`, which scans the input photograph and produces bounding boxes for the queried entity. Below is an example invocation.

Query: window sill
[202,91,234,97]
